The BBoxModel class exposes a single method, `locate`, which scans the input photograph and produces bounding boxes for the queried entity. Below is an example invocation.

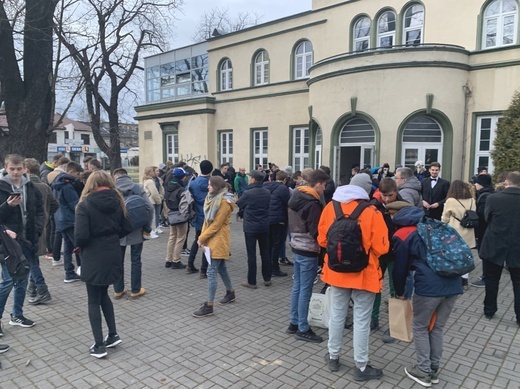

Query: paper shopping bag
[307,287,330,329]
[388,298,413,342]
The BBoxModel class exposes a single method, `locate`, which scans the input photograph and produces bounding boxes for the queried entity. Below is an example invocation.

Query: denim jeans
[114,244,143,294]
[0,263,29,318]
[244,232,271,285]
[25,242,46,287]
[207,259,233,302]
[484,260,520,321]
[188,229,208,273]
[62,227,80,276]
[412,294,458,373]
[290,253,318,332]
[269,224,285,272]
[278,225,289,258]
[328,286,376,369]
[154,204,161,229]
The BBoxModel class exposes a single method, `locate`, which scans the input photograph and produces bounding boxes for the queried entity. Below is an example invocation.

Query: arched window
[401,116,443,169]
[295,41,313,79]
[483,0,518,49]
[220,59,232,91]
[403,4,424,46]
[254,51,270,86]
[377,11,396,48]
[354,17,371,51]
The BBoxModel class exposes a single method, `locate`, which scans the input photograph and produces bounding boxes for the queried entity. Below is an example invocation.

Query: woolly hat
[199,160,213,175]
[350,173,372,196]
[284,166,293,174]
[249,170,265,182]
[476,174,493,187]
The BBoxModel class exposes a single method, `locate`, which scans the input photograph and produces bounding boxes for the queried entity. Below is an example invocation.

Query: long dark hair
[446,180,473,200]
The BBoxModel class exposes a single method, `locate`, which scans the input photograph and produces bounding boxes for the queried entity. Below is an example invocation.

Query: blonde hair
[143,166,156,182]
[80,170,126,215]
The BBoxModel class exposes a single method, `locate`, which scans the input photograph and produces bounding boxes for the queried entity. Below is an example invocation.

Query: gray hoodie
[398,176,423,207]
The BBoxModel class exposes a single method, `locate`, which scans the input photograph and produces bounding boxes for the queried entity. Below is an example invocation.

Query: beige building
[136,0,519,183]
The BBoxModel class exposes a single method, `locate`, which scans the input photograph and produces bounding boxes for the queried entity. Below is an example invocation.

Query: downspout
[461,83,472,179]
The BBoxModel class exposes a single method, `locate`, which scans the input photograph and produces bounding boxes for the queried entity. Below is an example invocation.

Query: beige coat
[198,198,234,260]
[441,198,476,248]
[143,177,164,205]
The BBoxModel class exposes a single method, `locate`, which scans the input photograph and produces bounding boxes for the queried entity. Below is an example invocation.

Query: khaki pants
[165,222,188,262]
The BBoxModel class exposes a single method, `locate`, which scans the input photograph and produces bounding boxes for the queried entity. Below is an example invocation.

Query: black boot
[26,282,37,298]
[28,285,52,305]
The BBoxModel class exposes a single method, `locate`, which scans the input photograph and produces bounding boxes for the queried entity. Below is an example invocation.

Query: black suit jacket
[421,177,450,220]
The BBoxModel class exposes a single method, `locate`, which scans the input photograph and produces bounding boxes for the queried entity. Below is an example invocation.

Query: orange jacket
[318,200,389,293]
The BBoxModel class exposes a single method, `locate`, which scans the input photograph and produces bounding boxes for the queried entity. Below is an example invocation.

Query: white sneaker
[150,232,159,239]
[52,259,63,267]
[155,227,163,234]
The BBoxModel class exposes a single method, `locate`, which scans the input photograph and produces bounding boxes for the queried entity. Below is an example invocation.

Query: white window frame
[166,132,179,163]
[377,11,396,48]
[315,128,322,169]
[220,59,232,91]
[354,17,371,51]
[254,51,270,86]
[483,0,518,49]
[403,4,424,46]
[220,131,233,165]
[295,41,313,79]
[253,129,268,168]
[292,127,310,172]
[475,116,500,174]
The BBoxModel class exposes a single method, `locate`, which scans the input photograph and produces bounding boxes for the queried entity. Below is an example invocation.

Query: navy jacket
[392,207,463,298]
[236,182,270,233]
[52,172,79,232]
[189,175,210,231]
[263,181,290,225]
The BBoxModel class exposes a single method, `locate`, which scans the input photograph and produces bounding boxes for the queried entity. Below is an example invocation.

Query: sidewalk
[1,217,519,388]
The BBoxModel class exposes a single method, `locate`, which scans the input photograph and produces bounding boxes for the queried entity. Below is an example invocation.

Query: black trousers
[245,232,271,285]
[269,224,285,272]
[483,259,520,321]
[188,229,208,273]
[86,284,117,346]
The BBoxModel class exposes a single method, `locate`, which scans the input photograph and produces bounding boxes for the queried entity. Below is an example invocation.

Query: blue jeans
[62,227,79,277]
[328,286,376,369]
[26,243,46,287]
[207,259,233,302]
[114,244,143,294]
[154,204,161,229]
[290,253,318,332]
[0,263,29,318]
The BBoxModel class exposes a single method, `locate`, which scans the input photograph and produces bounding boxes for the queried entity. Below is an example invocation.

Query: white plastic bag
[307,287,330,329]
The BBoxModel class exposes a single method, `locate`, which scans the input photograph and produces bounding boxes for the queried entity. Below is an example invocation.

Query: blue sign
[57,146,66,152]
[120,148,128,153]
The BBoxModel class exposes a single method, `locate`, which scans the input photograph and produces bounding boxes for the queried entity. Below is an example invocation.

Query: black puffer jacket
[0,174,44,253]
[263,181,290,225]
[75,189,132,285]
[236,182,270,233]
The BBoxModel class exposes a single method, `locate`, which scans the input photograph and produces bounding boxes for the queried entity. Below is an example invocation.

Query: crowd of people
[0,153,519,387]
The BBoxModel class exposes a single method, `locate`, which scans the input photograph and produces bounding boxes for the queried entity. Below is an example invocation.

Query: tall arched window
[254,51,270,86]
[295,41,313,79]
[220,59,232,91]
[377,11,396,48]
[403,4,424,46]
[483,0,518,49]
[401,116,443,169]
[354,17,371,51]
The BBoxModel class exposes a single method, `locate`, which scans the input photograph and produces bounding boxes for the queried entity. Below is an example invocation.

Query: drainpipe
[461,83,472,179]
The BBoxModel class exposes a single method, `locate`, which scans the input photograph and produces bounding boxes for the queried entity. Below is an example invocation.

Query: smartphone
[9,192,21,198]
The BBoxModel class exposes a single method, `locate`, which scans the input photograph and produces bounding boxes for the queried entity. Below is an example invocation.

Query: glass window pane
[147,66,160,78]
[175,59,190,72]
[176,73,191,83]
[481,118,491,129]
[478,156,489,167]
[425,149,439,165]
[161,63,175,75]
[504,0,517,13]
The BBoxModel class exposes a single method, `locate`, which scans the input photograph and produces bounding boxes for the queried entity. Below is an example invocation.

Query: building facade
[136,0,520,182]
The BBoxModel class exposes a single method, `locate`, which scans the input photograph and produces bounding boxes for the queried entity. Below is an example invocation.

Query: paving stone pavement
[1,215,519,388]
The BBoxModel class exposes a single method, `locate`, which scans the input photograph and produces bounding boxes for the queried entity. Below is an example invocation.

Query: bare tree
[0,0,58,161]
[192,7,262,42]
[56,0,182,170]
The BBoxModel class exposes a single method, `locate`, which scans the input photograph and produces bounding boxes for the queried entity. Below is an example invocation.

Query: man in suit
[479,171,520,324]
[421,162,450,220]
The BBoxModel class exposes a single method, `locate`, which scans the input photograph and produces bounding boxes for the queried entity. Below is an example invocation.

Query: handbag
[307,287,330,329]
[168,210,187,225]
[388,298,413,342]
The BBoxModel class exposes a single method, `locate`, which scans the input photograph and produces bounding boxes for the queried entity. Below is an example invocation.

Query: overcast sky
[171,0,312,48]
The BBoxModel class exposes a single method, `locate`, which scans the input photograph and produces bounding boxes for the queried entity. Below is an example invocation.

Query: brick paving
[1,215,519,388]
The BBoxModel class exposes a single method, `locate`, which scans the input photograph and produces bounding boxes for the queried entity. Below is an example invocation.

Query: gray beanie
[350,173,372,195]
[249,170,265,182]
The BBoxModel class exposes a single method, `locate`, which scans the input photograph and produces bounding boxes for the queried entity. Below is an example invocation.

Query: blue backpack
[416,217,475,277]
[124,194,149,230]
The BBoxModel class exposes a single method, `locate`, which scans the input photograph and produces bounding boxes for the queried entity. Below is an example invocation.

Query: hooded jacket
[236,182,270,233]
[115,175,154,246]
[39,161,54,185]
[392,206,463,297]
[190,175,210,231]
[0,172,44,253]
[75,189,133,285]
[398,176,423,207]
[51,172,79,232]
[318,185,389,293]
[288,186,323,256]
[263,181,290,225]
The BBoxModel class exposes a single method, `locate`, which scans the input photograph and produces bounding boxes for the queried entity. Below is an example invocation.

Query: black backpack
[326,201,371,273]
[453,199,479,229]
[0,225,30,280]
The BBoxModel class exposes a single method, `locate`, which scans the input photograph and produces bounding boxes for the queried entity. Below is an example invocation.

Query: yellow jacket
[199,197,235,260]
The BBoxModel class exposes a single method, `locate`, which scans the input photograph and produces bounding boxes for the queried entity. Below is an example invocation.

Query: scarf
[204,189,235,223]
